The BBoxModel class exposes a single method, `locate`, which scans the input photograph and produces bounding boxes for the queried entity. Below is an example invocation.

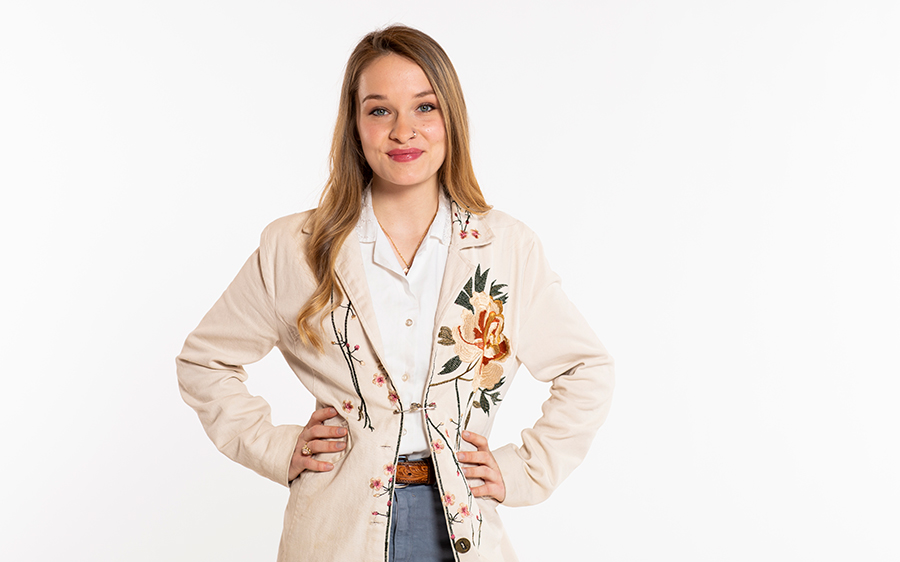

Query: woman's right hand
[289,407,347,482]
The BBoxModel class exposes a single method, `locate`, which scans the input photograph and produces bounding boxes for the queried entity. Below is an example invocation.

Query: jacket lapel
[432,204,494,340]
[332,235,388,365]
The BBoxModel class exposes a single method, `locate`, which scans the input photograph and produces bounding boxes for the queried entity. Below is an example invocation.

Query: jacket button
[454,538,471,553]
[405,318,413,327]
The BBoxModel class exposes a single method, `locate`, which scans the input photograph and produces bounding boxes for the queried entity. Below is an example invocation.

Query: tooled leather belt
[395,456,435,485]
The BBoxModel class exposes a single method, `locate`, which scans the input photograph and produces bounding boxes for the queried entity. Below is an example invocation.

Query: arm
[492,234,615,507]
[175,228,303,487]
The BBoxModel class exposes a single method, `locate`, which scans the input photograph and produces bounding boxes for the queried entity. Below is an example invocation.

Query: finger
[296,454,335,472]
[461,430,489,450]
[456,450,496,466]
[303,424,348,441]
[462,465,496,480]
[308,407,339,424]
[469,483,502,500]
[300,438,347,455]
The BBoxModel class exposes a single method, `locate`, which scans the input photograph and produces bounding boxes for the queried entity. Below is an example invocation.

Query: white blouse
[355,188,452,456]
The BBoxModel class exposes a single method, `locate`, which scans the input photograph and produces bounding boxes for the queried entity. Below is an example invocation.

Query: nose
[389,114,416,144]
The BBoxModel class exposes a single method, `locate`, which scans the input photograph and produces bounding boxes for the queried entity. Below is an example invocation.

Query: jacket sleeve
[176,227,303,487]
[492,233,615,507]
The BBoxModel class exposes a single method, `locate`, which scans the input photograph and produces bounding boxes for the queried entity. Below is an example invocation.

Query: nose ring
[410,130,417,139]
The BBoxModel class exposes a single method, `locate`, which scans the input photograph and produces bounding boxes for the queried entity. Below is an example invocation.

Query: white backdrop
[2,1,898,561]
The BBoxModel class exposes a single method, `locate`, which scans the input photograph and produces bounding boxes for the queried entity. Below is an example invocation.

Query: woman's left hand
[458,430,506,503]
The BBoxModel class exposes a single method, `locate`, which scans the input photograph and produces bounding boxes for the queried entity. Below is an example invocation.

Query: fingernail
[458,452,466,461]
[330,408,336,414]
[336,442,346,449]
[463,431,470,437]
[338,428,347,436]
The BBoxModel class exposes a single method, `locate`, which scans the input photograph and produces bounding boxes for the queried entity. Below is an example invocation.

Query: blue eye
[370,108,388,116]
[418,103,436,113]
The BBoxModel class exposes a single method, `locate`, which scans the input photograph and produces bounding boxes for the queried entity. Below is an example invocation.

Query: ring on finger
[301,443,313,457]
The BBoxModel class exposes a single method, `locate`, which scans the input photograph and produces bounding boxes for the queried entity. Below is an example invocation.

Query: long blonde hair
[297,25,490,350]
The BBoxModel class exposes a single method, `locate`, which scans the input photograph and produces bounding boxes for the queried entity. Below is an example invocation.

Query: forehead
[357,53,433,100]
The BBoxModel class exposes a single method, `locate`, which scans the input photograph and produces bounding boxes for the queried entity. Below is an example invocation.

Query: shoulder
[259,210,315,249]
[478,207,540,249]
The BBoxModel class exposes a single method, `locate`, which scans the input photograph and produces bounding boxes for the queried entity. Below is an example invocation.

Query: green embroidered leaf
[463,277,473,296]
[474,265,489,294]
[455,290,473,312]
[489,282,508,298]
[480,395,491,415]
[486,391,502,406]
[486,377,505,392]
[439,355,462,375]
[438,326,455,346]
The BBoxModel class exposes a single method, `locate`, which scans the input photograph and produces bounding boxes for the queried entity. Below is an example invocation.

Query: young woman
[177,25,614,562]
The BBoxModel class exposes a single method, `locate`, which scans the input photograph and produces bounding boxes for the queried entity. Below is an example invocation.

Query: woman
[177,25,614,562]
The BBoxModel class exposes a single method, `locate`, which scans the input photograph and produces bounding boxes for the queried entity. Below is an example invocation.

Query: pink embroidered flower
[442,493,456,506]
[470,229,480,239]
[383,464,396,476]
[369,477,383,490]
[458,504,471,518]
[372,373,386,387]
[388,390,399,404]
[342,400,353,413]
[432,440,445,454]
[455,292,510,391]
[459,230,468,239]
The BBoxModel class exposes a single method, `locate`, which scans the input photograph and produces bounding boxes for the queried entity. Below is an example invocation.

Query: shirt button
[405,319,413,327]
[402,373,410,382]
[402,428,407,436]
[454,538,471,553]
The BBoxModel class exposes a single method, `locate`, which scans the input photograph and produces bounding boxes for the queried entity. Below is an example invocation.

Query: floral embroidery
[458,504,471,518]
[387,390,399,405]
[330,300,374,431]
[370,469,395,519]
[341,400,353,413]
[431,264,509,418]
[442,493,456,506]
[372,372,386,387]
[432,440,445,454]
[453,204,480,239]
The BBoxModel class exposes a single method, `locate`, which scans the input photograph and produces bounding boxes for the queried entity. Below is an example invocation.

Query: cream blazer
[176,203,615,561]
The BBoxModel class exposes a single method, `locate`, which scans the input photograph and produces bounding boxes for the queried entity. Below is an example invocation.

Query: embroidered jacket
[176,204,615,561]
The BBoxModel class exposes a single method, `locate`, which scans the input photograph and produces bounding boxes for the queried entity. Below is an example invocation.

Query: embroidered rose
[372,373,386,387]
[341,400,353,413]
[432,440,445,454]
[455,292,510,390]
[442,493,456,506]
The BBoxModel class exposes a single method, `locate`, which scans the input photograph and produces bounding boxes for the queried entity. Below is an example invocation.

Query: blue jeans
[389,483,455,562]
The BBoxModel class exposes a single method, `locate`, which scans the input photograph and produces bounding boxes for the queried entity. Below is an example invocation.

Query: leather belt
[395,456,435,485]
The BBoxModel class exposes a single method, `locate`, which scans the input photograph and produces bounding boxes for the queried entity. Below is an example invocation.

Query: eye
[417,103,437,113]
[369,108,389,116]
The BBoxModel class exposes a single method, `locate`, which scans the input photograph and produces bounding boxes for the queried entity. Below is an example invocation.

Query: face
[356,54,446,194]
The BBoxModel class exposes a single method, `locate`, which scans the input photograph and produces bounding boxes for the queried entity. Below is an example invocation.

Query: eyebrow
[360,90,436,103]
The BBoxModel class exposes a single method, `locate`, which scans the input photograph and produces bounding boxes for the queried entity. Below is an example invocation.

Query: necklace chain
[376,205,439,275]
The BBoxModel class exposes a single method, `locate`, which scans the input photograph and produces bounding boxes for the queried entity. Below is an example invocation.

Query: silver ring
[411,130,417,139]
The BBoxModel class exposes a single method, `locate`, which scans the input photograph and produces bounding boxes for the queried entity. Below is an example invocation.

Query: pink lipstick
[388,148,423,162]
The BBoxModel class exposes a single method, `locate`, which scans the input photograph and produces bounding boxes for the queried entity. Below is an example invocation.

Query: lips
[387,148,423,162]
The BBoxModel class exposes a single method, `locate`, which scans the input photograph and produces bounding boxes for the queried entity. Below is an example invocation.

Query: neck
[371,181,440,234]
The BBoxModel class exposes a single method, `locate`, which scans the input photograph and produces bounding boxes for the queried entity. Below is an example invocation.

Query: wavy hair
[297,25,489,350]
